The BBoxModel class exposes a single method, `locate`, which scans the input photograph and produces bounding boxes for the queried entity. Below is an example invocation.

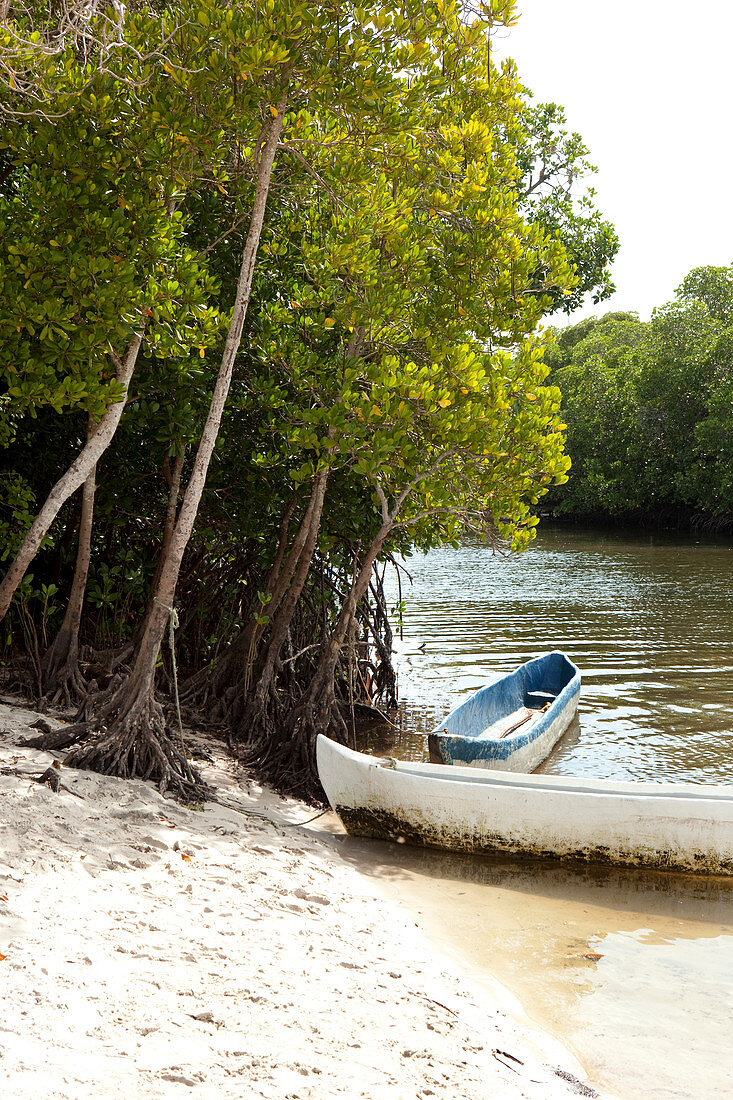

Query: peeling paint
[429,651,581,772]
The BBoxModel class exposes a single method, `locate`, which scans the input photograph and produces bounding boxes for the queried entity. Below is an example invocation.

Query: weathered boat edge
[317,736,733,877]
[333,804,733,876]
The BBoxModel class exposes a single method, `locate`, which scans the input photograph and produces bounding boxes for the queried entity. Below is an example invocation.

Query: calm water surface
[348,527,733,1098]
[377,526,733,783]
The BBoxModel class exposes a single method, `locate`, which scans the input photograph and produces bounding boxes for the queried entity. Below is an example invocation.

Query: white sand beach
[0,700,604,1099]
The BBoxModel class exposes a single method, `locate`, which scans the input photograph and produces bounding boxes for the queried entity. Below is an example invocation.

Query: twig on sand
[493,1048,544,1084]
[209,794,329,830]
[420,994,460,1018]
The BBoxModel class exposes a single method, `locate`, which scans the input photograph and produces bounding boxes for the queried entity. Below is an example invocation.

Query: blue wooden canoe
[427,651,581,772]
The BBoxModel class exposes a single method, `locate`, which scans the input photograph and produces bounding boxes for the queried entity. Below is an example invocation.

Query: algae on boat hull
[335,805,733,876]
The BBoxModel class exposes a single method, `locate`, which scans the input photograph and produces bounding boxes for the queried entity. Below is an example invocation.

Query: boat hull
[429,651,581,772]
[317,736,733,875]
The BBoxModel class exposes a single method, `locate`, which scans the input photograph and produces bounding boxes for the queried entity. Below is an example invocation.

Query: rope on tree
[154,596,186,752]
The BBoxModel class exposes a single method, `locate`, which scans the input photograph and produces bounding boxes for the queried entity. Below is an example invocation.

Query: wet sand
[313,818,733,1099]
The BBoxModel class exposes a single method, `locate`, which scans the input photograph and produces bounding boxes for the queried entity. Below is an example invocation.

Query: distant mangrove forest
[544,264,733,531]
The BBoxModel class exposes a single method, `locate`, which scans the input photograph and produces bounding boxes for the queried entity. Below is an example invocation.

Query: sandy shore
[0,700,603,1099]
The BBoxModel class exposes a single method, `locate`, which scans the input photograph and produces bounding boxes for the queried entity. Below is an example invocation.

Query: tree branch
[277,142,344,211]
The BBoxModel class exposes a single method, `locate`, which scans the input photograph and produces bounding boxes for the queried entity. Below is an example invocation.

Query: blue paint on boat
[428,651,581,771]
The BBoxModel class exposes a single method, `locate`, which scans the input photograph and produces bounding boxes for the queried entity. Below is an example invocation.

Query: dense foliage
[544,265,733,528]
[0,0,615,796]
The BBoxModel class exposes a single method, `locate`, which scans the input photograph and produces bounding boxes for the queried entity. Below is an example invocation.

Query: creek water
[344,527,733,1098]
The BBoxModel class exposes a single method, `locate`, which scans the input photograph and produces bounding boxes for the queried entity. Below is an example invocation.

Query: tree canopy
[0,0,616,796]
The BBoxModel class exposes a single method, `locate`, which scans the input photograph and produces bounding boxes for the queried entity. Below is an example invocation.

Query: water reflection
[378,527,733,784]
[335,830,733,916]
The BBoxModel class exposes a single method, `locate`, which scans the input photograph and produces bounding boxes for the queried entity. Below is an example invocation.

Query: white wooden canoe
[317,735,733,875]
[428,651,580,772]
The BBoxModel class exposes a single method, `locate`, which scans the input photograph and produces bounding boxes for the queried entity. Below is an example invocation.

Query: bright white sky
[493,0,733,323]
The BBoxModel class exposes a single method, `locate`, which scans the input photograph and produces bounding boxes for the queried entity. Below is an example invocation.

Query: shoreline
[308,812,603,1092]
[0,699,605,1098]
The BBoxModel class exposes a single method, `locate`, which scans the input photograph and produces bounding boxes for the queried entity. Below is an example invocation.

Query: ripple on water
[379,527,733,785]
